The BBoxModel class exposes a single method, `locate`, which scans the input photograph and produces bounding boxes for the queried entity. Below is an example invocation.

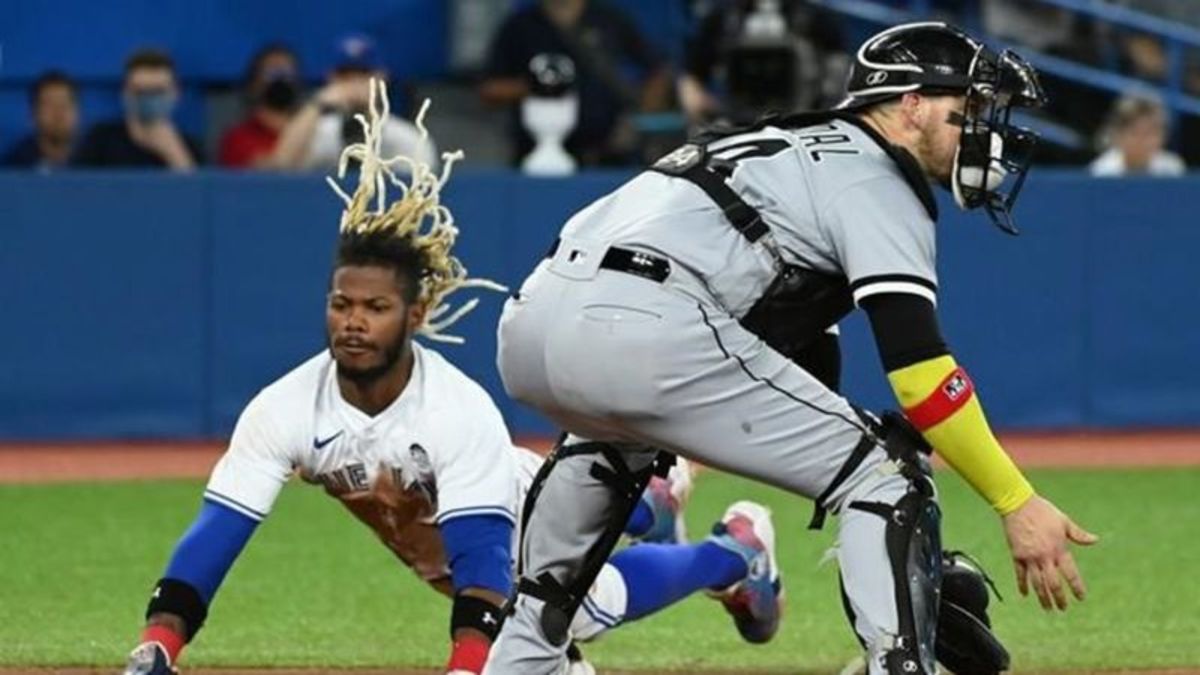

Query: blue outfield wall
[0,170,1197,440]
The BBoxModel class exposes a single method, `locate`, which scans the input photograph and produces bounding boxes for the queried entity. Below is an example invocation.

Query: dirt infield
[1,431,1197,484]
[4,662,1195,667]
[0,670,801,675]
[2,668,866,675]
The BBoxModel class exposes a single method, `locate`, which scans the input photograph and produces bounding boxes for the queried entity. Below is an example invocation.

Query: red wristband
[904,367,975,431]
[141,625,185,664]
[446,633,491,673]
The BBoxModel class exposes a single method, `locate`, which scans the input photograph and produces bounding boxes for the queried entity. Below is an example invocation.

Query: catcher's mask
[840,22,1047,235]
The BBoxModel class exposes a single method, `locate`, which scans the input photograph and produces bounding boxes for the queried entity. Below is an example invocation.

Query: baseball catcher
[487,21,1097,675]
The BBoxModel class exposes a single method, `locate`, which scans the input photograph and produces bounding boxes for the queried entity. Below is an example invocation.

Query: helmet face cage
[953,47,1046,235]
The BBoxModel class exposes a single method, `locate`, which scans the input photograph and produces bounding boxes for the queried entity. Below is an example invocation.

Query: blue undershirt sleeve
[439,514,514,596]
[162,499,259,603]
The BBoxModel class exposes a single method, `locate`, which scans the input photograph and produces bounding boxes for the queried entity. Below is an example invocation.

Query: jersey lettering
[707,137,791,178]
[802,133,852,148]
[798,125,860,163]
[317,463,370,494]
[347,463,370,491]
[710,138,791,163]
[318,469,351,493]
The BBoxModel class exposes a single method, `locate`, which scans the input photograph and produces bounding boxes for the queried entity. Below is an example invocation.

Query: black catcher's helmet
[839,22,1047,234]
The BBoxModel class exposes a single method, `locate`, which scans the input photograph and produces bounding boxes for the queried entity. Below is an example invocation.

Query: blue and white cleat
[636,457,693,545]
[122,642,178,675]
[707,500,784,644]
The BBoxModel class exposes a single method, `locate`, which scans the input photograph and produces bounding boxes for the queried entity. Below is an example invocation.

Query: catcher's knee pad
[936,551,1010,675]
[512,440,672,647]
[850,474,942,675]
[880,411,934,479]
[810,409,932,531]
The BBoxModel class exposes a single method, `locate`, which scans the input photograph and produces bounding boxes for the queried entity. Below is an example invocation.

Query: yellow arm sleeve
[887,355,1035,515]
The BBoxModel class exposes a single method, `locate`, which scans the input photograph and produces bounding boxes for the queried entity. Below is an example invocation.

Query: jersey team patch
[905,367,976,431]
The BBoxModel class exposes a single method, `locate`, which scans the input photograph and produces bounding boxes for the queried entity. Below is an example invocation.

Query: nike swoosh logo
[313,430,344,449]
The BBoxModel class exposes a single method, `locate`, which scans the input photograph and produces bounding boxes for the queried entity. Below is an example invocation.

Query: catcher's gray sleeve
[821,175,938,307]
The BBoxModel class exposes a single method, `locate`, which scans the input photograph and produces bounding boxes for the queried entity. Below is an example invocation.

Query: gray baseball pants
[484,243,934,675]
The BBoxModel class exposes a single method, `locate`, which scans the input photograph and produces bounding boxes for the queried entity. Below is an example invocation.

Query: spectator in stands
[678,0,846,125]
[1110,0,1200,31]
[983,0,1082,55]
[1119,32,1169,82]
[1,71,79,169]
[269,34,436,172]
[73,49,201,170]
[480,0,671,167]
[1090,95,1185,177]
[981,0,1112,162]
[219,44,302,169]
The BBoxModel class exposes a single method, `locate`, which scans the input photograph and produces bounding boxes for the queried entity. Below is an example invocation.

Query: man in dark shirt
[678,0,845,124]
[1,71,79,169]
[73,49,201,170]
[480,0,670,167]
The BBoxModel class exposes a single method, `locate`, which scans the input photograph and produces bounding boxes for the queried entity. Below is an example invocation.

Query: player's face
[917,95,966,185]
[326,265,424,383]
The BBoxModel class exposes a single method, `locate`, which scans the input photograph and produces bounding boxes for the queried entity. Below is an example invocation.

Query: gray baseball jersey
[556,117,938,319]
[487,114,944,675]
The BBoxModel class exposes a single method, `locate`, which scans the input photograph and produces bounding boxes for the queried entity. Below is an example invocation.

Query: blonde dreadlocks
[326,78,505,344]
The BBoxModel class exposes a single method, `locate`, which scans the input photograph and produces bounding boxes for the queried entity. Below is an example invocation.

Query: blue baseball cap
[333,33,383,72]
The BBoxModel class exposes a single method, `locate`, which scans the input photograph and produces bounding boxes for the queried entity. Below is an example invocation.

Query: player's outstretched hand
[1001,494,1098,611]
[122,642,178,675]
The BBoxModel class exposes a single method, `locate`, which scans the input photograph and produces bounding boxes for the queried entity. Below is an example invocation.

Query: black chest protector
[649,110,937,359]
[740,265,854,359]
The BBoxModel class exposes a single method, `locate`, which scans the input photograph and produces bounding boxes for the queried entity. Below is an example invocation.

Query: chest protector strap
[648,143,768,244]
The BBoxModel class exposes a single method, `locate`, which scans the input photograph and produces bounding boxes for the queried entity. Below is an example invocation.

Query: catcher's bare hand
[1002,494,1098,611]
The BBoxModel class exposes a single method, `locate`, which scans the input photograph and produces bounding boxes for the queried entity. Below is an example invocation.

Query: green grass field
[1,468,1197,672]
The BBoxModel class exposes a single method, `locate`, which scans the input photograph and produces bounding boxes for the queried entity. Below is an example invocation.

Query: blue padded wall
[0,170,1196,439]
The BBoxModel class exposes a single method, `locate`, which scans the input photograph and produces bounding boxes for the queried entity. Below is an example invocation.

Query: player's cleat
[636,457,693,544]
[122,642,178,675]
[706,500,784,644]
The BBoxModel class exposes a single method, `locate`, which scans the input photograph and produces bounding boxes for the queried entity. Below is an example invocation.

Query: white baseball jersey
[205,342,517,590]
[204,344,629,638]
